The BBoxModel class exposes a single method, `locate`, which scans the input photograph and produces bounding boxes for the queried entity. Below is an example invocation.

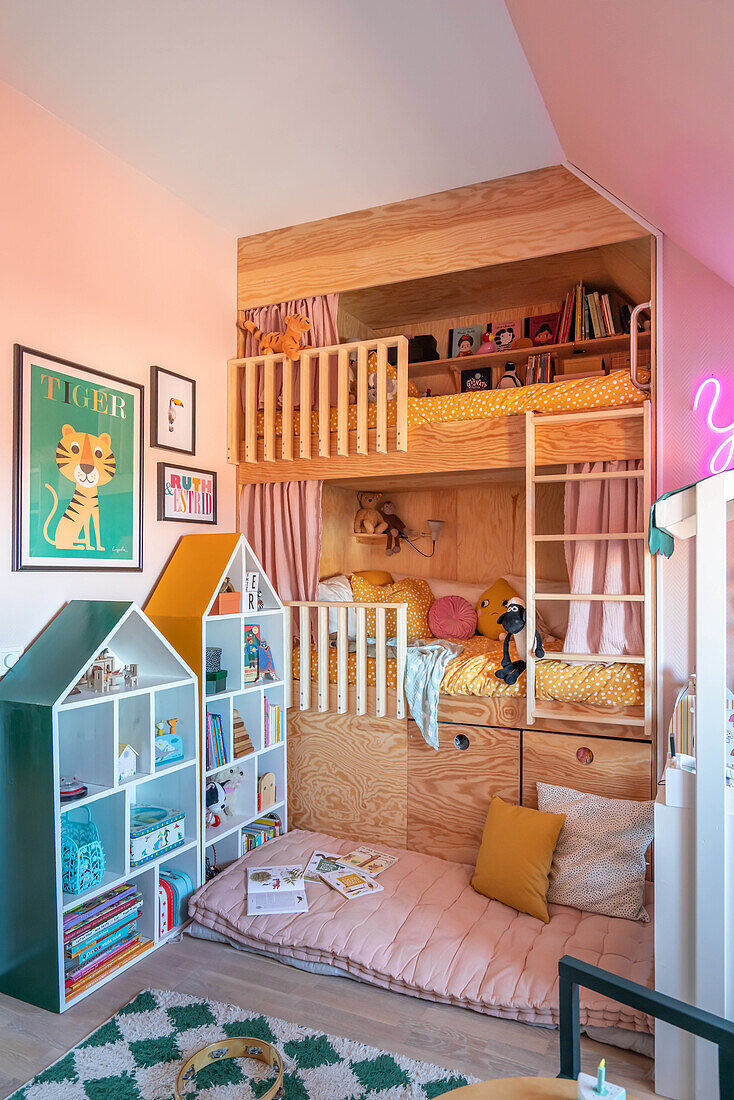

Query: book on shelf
[560,283,633,346]
[206,711,227,770]
[247,865,308,914]
[525,352,553,385]
[263,699,282,748]
[65,936,152,1000]
[241,813,281,854]
[318,866,384,900]
[339,846,398,877]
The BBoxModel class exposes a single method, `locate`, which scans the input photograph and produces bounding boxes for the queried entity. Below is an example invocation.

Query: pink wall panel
[0,79,235,648]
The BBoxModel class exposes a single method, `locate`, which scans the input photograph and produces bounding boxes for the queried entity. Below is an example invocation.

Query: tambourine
[174,1036,284,1099]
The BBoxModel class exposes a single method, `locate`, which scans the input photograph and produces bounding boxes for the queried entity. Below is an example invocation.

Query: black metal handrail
[558,955,734,1098]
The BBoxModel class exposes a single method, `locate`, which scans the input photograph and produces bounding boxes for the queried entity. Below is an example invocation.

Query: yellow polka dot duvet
[292,634,644,707]
[257,370,647,438]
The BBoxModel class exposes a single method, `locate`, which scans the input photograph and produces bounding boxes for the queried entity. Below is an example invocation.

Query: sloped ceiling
[507,0,734,288]
[0,0,561,234]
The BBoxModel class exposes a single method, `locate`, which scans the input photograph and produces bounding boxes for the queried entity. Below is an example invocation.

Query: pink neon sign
[693,376,734,474]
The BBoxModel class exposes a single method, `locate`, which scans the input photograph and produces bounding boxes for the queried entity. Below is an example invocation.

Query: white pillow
[503,573,568,640]
[537,782,654,921]
[317,575,356,636]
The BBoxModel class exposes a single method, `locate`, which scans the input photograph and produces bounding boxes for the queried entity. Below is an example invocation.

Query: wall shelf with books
[145,532,288,881]
[0,600,201,1013]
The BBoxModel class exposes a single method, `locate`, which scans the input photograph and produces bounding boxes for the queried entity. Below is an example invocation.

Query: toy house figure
[118,742,138,781]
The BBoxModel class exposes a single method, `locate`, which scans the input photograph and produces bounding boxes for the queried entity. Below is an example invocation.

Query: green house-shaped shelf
[0,600,201,1012]
[146,533,288,870]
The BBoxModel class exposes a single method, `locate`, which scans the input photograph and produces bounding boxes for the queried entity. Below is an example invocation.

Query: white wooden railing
[285,601,407,719]
[228,335,408,464]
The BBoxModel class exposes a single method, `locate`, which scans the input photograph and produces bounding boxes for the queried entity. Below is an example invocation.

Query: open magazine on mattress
[247,865,308,914]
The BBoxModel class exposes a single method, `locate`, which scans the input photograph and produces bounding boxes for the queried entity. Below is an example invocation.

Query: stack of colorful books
[263,698,282,748]
[557,283,633,344]
[526,352,553,384]
[241,813,281,855]
[63,883,150,1001]
[206,711,227,770]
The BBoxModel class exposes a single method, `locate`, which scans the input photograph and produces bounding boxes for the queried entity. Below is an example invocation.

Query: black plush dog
[494,597,545,686]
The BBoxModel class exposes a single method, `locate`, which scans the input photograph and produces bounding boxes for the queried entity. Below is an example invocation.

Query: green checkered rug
[10,988,479,1099]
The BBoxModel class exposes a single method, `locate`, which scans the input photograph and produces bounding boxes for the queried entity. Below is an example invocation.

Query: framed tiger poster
[12,346,144,571]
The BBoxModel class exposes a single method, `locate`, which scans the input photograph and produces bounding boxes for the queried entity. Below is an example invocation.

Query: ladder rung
[532,705,646,727]
[539,652,645,664]
[534,592,644,602]
[533,533,644,542]
[533,470,644,483]
[531,406,645,425]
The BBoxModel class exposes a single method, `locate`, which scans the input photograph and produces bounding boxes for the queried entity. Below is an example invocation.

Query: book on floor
[304,850,346,883]
[319,867,384,900]
[247,865,308,914]
[339,846,398,876]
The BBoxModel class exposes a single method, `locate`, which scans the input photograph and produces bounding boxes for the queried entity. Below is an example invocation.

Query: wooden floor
[0,934,657,1099]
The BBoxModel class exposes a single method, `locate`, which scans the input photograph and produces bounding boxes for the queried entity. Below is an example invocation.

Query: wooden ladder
[524,405,653,736]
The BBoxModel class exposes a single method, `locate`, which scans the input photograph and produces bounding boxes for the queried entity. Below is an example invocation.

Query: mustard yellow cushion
[471,796,566,923]
[350,575,434,639]
[476,578,519,639]
[352,570,394,587]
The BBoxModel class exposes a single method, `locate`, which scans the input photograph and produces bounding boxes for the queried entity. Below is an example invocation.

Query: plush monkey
[378,500,407,555]
[354,491,387,535]
[494,597,545,686]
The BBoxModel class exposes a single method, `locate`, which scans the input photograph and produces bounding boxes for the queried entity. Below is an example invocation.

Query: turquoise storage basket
[61,806,106,895]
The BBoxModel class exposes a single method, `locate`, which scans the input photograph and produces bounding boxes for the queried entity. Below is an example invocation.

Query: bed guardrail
[228,335,409,465]
[285,601,408,720]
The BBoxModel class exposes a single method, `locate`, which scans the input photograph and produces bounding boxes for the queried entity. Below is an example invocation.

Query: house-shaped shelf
[146,533,288,870]
[0,600,201,1012]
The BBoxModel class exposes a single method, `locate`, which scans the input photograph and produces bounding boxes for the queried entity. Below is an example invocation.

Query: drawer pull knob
[454,734,470,751]
[576,746,594,765]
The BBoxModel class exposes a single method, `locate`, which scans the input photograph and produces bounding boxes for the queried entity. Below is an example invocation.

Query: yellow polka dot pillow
[349,574,434,639]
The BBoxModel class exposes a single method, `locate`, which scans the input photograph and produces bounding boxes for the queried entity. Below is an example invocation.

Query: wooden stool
[440,1080,646,1100]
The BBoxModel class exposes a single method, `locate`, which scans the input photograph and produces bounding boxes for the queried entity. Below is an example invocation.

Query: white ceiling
[0,0,562,235]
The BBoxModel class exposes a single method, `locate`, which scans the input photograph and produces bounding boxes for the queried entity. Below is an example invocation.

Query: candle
[595,1059,606,1095]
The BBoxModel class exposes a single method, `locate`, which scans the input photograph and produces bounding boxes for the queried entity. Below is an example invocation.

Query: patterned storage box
[130,805,185,869]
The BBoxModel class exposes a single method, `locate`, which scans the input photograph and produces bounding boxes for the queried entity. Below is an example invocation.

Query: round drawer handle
[454,734,470,751]
[576,746,594,765]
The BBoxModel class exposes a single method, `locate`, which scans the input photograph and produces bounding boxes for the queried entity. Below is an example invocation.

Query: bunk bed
[191,166,660,1052]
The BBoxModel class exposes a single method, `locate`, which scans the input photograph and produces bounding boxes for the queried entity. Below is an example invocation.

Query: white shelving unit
[146,533,288,877]
[0,600,201,1013]
[652,472,734,1100]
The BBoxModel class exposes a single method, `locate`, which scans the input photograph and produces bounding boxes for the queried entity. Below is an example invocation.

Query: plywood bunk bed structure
[227,165,658,861]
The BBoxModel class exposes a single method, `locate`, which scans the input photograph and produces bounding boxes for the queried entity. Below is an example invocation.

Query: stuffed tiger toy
[43,424,116,551]
[239,312,311,361]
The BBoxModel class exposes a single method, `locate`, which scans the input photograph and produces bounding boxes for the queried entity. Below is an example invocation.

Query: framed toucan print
[12,345,144,571]
[150,364,196,455]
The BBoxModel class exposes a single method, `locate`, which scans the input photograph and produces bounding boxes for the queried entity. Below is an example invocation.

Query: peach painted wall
[0,79,235,649]
[657,238,734,749]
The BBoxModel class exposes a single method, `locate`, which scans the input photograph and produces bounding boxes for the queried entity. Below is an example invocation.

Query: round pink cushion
[427,594,477,640]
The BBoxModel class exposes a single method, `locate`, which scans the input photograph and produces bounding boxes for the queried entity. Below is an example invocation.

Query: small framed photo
[448,324,484,358]
[157,461,217,524]
[13,345,143,571]
[526,312,560,347]
[150,366,196,454]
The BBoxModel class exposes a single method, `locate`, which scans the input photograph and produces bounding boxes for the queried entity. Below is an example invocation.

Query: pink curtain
[239,293,339,408]
[563,461,644,655]
[239,480,322,603]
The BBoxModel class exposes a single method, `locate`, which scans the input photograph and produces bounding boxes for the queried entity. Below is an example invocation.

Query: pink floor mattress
[189,829,653,1038]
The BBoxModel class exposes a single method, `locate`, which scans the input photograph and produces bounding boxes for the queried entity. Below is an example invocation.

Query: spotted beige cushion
[536,783,654,922]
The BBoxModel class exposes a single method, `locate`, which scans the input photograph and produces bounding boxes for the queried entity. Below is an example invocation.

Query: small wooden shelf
[408,332,649,377]
[353,532,431,545]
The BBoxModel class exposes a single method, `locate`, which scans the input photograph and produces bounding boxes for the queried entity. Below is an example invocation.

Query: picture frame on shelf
[525,312,561,347]
[157,461,217,524]
[448,324,484,358]
[12,345,144,572]
[150,365,196,455]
